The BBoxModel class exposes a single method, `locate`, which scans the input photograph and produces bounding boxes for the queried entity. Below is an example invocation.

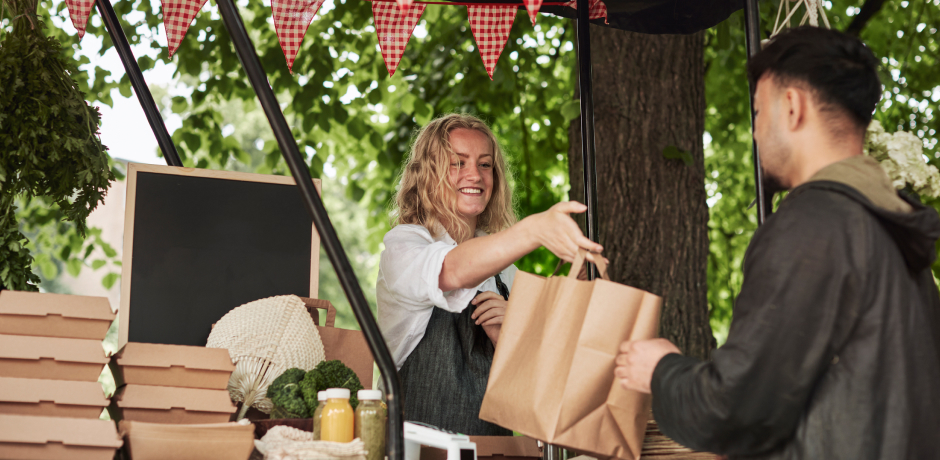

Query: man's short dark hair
[748,26,882,133]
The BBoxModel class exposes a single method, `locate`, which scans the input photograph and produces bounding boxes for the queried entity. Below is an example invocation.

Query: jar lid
[358,389,383,400]
[325,388,350,399]
[317,391,327,401]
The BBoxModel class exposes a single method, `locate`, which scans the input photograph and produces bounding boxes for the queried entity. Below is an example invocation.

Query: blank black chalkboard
[118,164,320,348]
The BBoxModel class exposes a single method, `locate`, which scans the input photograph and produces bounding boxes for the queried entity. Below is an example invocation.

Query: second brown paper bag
[479,250,661,460]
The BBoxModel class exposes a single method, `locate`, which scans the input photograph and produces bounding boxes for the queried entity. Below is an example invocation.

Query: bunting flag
[565,0,608,23]
[396,0,414,12]
[467,6,516,79]
[272,0,325,71]
[64,0,95,40]
[162,0,209,57]
[523,0,542,25]
[373,1,426,76]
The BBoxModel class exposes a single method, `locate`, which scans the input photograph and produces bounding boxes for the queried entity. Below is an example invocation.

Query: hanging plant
[864,120,940,199]
[0,0,114,291]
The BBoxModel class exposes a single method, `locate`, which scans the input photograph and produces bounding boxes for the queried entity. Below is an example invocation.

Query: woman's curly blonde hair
[391,114,516,243]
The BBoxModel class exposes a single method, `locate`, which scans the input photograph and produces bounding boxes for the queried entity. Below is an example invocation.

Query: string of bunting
[62,0,607,77]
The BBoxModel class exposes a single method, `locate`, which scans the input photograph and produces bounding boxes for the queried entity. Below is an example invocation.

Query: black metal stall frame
[91,0,767,458]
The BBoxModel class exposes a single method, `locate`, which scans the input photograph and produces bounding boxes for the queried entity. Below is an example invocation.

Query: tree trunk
[568,26,714,360]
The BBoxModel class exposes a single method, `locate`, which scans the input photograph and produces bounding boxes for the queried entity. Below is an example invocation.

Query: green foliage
[0,0,114,290]
[268,367,311,419]
[300,360,363,411]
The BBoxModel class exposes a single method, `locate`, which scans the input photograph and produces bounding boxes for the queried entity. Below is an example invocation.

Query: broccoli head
[299,359,364,412]
[267,368,309,419]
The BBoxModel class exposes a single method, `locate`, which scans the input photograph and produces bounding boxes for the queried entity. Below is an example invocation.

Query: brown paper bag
[300,298,374,389]
[478,250,661,460]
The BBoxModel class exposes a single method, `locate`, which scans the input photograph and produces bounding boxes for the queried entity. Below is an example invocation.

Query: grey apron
[399,274,513,436]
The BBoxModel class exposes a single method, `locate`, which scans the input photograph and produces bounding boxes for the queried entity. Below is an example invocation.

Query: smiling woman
[376,113,602,435]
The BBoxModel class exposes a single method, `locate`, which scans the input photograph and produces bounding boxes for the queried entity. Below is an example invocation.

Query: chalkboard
[118,163,320,348]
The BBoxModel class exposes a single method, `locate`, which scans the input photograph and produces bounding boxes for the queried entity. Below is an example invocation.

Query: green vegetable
[0,0,114,291]
[267,368,309,419]
[300,360,364,411]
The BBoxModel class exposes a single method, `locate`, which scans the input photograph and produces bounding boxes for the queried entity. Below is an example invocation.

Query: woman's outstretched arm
[439,201,603,292]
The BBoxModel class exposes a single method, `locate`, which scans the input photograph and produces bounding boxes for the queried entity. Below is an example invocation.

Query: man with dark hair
[614,27,940,459]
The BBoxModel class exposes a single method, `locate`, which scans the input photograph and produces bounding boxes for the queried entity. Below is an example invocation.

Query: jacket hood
[800,181,940,271]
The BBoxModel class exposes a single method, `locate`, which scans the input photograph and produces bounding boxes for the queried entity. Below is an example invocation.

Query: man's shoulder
[769,182,876,230]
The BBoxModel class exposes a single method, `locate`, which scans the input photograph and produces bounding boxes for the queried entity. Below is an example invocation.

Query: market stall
[1,0,772,458]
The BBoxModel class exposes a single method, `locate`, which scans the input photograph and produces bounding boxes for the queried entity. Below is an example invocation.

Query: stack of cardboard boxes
[0,290,123,459]
[107,342,238,424]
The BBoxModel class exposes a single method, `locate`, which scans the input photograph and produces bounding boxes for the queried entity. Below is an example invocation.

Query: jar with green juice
[311,391,327,440]
[355,390,386,460]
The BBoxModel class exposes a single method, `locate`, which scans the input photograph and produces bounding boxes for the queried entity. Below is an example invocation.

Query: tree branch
[845,0,887,36]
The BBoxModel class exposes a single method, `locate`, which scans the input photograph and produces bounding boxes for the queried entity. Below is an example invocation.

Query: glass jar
[311,391,327,440]
[320,388,354,442]
[355,390,386,460]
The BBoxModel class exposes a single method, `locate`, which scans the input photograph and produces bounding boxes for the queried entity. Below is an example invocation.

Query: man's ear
[784,87,806,132]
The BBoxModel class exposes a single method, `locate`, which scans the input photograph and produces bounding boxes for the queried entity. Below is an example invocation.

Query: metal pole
[743,0,770,224]
[575,0,599,280]
[94,0,182,167]
[213,1,403,459]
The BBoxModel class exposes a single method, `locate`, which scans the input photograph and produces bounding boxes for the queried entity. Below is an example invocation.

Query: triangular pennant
[523,0,542,25]
[272,0,325,71]
[64,0,95,40]
[467,6,516,79]
[161,0,209,57]
[565,0,608,24]
[373,2,426,77]
[396,0,413,12]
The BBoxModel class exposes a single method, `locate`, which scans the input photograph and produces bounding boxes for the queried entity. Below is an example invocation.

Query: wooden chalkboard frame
[117,163,322,349]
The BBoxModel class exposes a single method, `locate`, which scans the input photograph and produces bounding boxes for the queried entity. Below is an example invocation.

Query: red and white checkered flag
[64,0,95,39]
[467,6,515,80]
[565,0,608,23]
[272,0,325,71]
[523,0,542,25]
[373,1,426,77]
[161,0,209,57]
[395,0,413,12]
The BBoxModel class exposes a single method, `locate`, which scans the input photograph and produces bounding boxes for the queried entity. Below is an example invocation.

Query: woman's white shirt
[377,224,517,370]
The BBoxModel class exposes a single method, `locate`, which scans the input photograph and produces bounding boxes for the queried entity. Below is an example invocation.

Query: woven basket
[207,295,325,419]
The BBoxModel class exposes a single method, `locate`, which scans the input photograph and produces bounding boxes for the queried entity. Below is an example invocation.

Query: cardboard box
[0,413,123,460]
[110,384,237,424]
[0,290,115,340]
[110,342,235,390]
[119,420,255,460]
[0,334,108,382]
[0,377,109,419]
[421,436,541,460]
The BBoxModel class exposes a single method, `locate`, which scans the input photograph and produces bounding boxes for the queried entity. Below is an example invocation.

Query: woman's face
[447,128,494,224]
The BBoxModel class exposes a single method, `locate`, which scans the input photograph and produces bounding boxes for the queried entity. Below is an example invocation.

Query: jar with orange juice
[320,388,354,442]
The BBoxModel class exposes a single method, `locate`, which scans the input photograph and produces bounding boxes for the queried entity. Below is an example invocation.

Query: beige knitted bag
[207,295,325,419]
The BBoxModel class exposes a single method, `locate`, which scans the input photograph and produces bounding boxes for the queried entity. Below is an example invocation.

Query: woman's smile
[448,128,495,225]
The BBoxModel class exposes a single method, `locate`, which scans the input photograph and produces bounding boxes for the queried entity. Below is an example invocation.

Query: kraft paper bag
[300,298,374,390]
[479,251,661,460]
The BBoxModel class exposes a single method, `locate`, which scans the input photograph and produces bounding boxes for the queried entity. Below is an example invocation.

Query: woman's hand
[471,291,506,346]
[522,201,603,263]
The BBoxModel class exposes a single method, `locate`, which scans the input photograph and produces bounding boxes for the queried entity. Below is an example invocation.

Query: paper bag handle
[562,249,610,280]
[300,297,336,327]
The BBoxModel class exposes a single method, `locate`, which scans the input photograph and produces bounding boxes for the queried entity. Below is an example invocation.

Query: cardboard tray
[421,436,541,460]
[110,384,237,424]
[0,377,109,419]
[0,334,109,382]
[110,342,235,390]
[0,290,114,340]
[0,413,123,460]
[119,420,255,460]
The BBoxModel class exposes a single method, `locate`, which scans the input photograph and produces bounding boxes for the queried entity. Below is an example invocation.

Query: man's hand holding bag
[479,250,661,460]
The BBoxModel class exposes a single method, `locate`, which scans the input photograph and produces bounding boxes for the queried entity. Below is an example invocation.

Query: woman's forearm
[439,219,537,291]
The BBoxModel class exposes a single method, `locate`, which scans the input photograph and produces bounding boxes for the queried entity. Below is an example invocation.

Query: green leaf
[102,272,120,290]
[560,99,581,121]
[171,96,189,114]
[91,259,107,270]
[662,145,693,167]
[66,258,83,277]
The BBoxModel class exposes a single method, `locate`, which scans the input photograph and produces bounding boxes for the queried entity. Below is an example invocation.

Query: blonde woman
[377,114,602,435]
